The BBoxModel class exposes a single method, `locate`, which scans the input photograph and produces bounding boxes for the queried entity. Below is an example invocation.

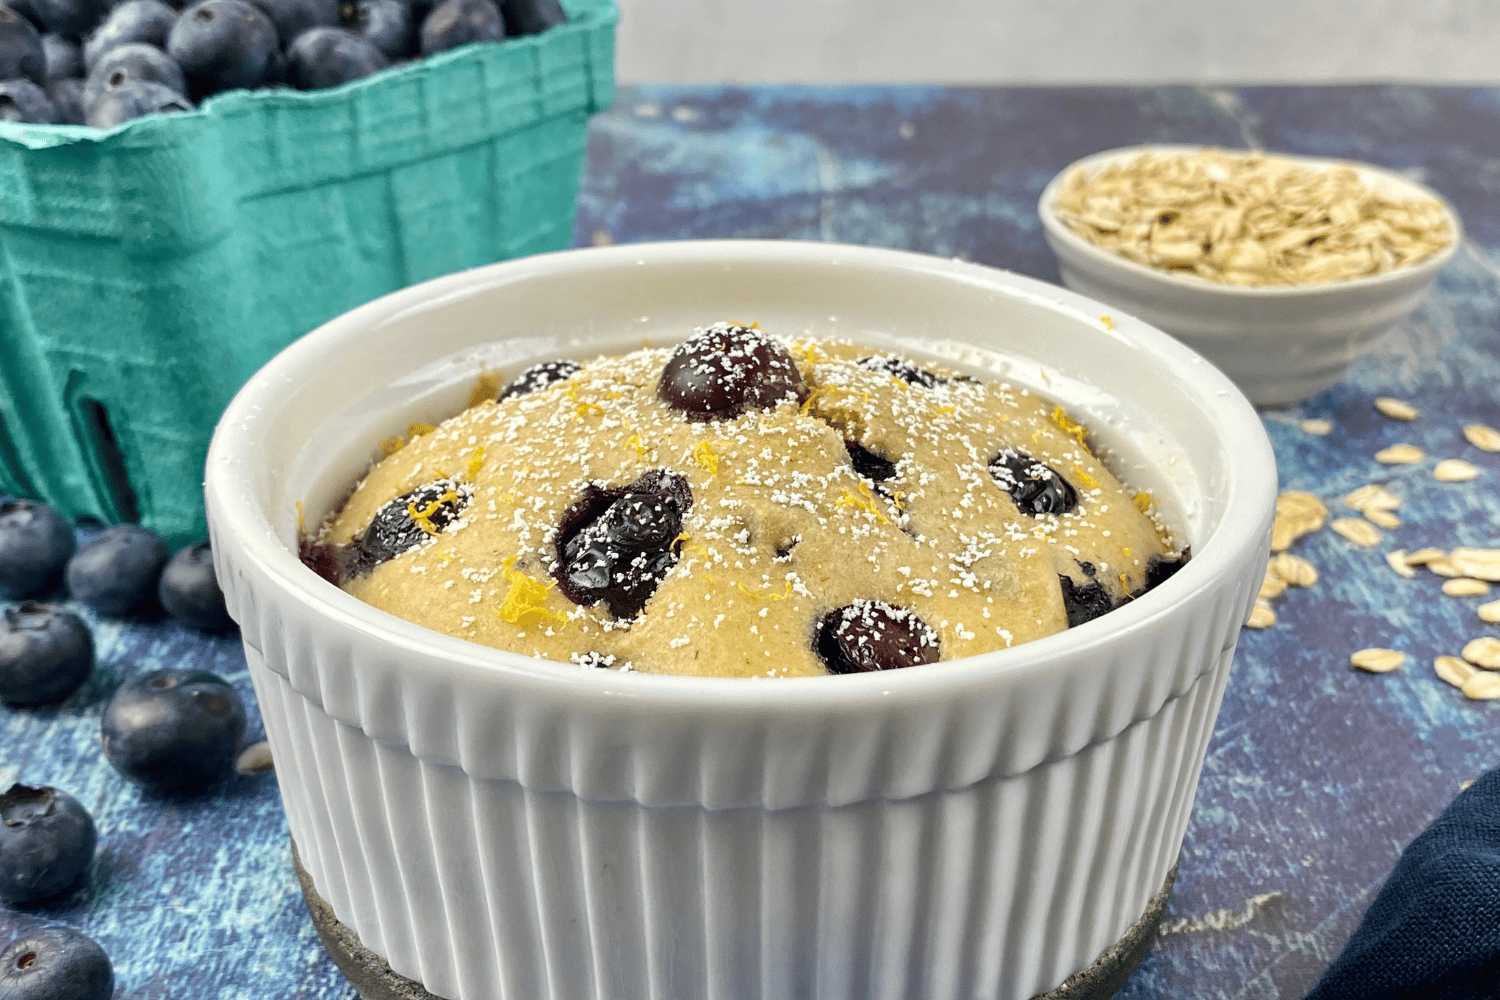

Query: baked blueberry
[84,76,187,125]
[498,359,579,400]
[27,0,108,38]
[1059,574,1113,628]
[0,1,45,74]
[988,448,1078,516]
[101,667,246,791]
[553,468,692,619]
[339,0,411,58]
[0,604,93,707]
[1143,550,1188,591]
[43,74,81,121]
[167,0,281,98]
[285,25,384,88]
[157,543,234,633]
[81,0,176,70]
[82,42,187,111]
[353,478,471,572]
[844,440,896,482]
[0,926,113,1000]
[64,523,170,615]
[38,32,77,80]
[657,323,808,423]
[247,0,338,48]
[814,600,940,674]
[0,784,96,906]
[495,0,560,35]
[857,354,942,388]
[0,77,55,121]
[0,500,75,601]
[418,0,501,56]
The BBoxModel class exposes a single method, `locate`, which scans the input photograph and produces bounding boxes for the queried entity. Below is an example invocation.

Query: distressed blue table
[4,85,1499,999]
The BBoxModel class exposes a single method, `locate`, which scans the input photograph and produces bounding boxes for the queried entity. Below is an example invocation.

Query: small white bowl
[1038,145,1462,408]
[205,240,1276,1000]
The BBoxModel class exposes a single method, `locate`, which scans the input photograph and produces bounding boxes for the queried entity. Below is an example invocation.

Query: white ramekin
[205,240,1276,1000]
[1038,144,1462,408]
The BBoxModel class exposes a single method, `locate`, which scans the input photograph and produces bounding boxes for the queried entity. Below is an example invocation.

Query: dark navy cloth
[1306,768,1500,1000]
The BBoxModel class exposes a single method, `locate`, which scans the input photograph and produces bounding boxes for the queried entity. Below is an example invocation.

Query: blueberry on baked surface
[657,323,808,422]
[0,500,75,601]
[354,479,471,570]
[65,523,170,616]
[101,667,247,791]
[498,359,580,400]
[0,926,113,1000]
[0,603,93,707]
[157,543,234,633]
[0,784,97,906]
[815,600,940,674]
[988,448,1078,516]
[553,469,692,619]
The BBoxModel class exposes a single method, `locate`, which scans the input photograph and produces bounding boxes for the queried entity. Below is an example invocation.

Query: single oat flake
[1433,459,1481,483]
[1451,549,1500,582]
[1462,672,1500,701]
[1386,550,1417,579]
[1374,397,1419,421]
[1259,567,1288,601]
[1344,484,1401,513]
[1332,517,1382,547]
[1464,423,1500,452]
[1300,418,1334,436]
[1363,508,1402,530]
[1351,647,1405,673]
[1269,552,1319,588]
[1436,654,1477,689]
[1443,578,1491,597]
[1375,443,1425,465]
[1247,600,1277,629]
[1477,599,1500,624]
[1463,637,1500,669]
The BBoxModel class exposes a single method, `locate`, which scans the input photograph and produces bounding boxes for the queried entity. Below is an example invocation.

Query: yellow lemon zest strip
[836,481,889,523]
[1072,464,1100,491]
[465,445,487,480]
[407,489,457,536]
[496,559,566,627]
[1101,315,1114,330]
[408,422,436,438]
[379,435,406,457]
[692,440,719,477]
[1119,572,1131,593]
[1050,406,1089,449]
[735,580,795,601]
[627,433,647,457]
[1133,491,1154,514]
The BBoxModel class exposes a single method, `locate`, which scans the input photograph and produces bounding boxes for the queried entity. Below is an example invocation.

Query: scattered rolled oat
[1374,443,1425,464]
[1351,647,1405,673]
[1247,600,1277,629]
[1462,672,1500,701]
[1259,567,1288,600]
[1443,578,1491,597]
[1271,490,1328,552]
[1269,552,1319,588]
[1386,549,1417,579]
[1363,508,1402,530]
[1478,600,1500,624]
[1427,558,1462,578]
[1464,423,1500,452]
[1343,484,1401,513]
[1433,459,1480,483]
[1404,547,1447,566]
[1436,654,1477,689]
[1374,397,1419,421]
[1300,418,1334,435]
[1463,637,1500,669]
[1451,548,1500,582]
[1331,517,1382,547]
[1049,148,1454,286]
[235,741,275,775]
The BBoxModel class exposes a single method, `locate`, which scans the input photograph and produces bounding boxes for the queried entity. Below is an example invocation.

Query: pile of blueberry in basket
[0,0,564,128]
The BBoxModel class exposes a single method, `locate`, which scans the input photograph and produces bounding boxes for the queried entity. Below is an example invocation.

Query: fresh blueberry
[167,0,280,98]
[285,24,383,87]
[657,323,809,423]
[101,667,246,791]
[84,76,188,126]
[81,0,175,70]
[82,41,185,111]
[497,359,579,400]
[65,523,170,615]
[0,604,93,707]
[26,0,108,40]
[987,448,1078,516]
[0,500,75,601]
[0,77,54,121]
[553,468,692,619]
[157,542,233,633]
[43,73,79,120]
[0,785,96,906]
[37,32,76,79]
[814,600,940,674]
[0,926,113,1000]
[495,0,561,35]
[246,0,337,47]
[339,0,410,59]
[418,0,500,56]
[0,7,42,84]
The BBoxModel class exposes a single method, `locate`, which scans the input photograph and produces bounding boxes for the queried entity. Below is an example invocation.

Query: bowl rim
[206,239,1277,712]
[1037,142,1463,300]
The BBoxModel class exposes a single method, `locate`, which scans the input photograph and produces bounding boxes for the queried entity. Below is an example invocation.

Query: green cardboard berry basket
[0,0,616,547]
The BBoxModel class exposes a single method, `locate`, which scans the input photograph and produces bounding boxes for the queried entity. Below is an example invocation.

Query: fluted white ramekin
[205,240,1276,1000]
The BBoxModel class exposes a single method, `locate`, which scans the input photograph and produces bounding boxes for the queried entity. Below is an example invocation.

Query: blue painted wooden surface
[3,85,1499,999]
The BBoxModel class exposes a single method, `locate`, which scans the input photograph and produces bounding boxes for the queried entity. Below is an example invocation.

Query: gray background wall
[614,1,1500,83]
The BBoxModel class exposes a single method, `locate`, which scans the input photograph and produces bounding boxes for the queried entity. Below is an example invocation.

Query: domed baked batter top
[306,323,1183,678]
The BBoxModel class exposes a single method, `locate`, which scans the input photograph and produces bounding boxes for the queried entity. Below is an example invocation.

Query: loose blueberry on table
[64,523,170,617]
[0,603,94,707]
[0,500,75,601]
[101,667,247,791]
[157,542,235,633]
[0,926,113,1000]
[0,784,97,907]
